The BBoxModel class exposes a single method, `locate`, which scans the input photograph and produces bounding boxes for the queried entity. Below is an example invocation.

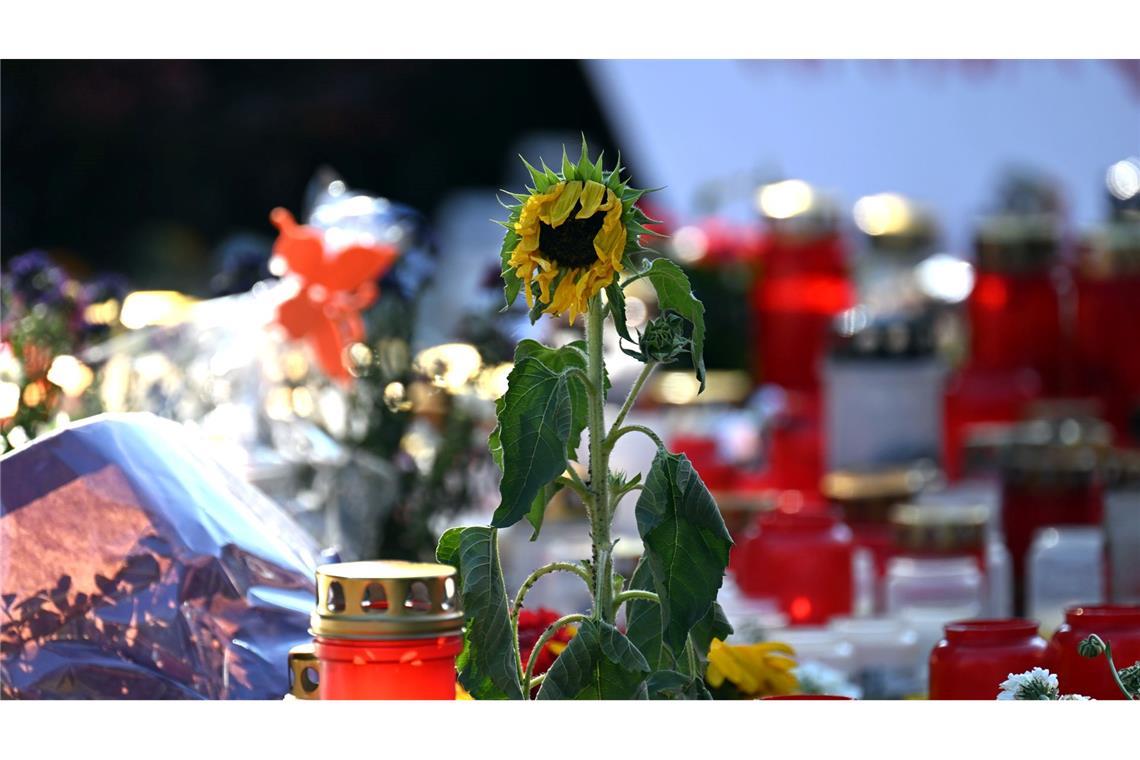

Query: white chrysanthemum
[1058,694,1094,701]
[997,668,1059,700]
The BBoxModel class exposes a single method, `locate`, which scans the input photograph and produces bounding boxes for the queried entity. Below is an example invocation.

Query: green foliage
[436,527,523,700]
[489,357,573,529]
[634,447,732,654]
[536,619,650,700]
[437,139,731,701]
[642,258,707,390]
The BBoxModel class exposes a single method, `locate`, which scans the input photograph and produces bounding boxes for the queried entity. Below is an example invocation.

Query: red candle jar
[288,560,464,700]
[968,214,1065,394]
[1047,604,1140,699]
[928,618,1048,700]
[1072,221,1140,441]
[732,510,854,625]
[750,182,853,392]
[999,417,1110,613]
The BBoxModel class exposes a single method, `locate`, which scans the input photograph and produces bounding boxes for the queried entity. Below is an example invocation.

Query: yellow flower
[706,639,798,698]
[498,139,658,324]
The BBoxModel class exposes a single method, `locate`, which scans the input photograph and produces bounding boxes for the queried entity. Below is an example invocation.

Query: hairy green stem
[565,366,596,396]
[609,424,666,451]
[511,561,591,679]
[555,474,590,503]
[607,361,657,443]
[613,589,660,606]
[612,589,659,619]
[586,296,613,623]
[1104,643,1136,700]
[523,613,589,697]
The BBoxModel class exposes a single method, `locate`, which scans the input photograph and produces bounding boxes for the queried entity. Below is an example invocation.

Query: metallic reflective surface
[1,413,319,699]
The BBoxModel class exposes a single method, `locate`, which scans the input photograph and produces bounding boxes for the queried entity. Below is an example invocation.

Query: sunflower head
[498,137,659,324]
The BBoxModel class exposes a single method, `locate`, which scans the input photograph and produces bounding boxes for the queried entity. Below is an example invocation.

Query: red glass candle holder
[1046,604,1140,700]
[750,231,853,392]
[928,618,1048,700]
[288,560,464,700]
[732,511,854,625]
[1072,228,1140,441]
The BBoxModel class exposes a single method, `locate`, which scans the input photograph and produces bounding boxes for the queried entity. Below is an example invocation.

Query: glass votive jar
[768,626,856,678]
[288,560,464,700]
[822,464,939,611]
[1046,604,1140,700]
[928,618,1048,700]
[732,511,854,625]
[1026,526,1105,636]
[1104,451,1140,604]
[886,556,985,618]
[968,213,1064,392]
[829,616,922,700]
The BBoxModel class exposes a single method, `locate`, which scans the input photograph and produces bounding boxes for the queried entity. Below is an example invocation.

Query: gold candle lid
[890,503,989,554]
[311,560,464,640]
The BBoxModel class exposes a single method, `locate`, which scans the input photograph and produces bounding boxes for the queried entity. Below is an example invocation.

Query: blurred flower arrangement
[4,172,510,565]
[1,251,128,452]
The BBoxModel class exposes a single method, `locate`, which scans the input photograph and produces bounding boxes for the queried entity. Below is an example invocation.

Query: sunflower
[499,138,658,324]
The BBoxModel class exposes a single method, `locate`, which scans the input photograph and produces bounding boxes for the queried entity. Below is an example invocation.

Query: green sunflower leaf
[645,670,714,700]
[605,281,634,343]
[436,526,524,700]
[678,602,733,681]
[643,258,707,391]
[535,619,650,700]
[634,447,732,655]
[526,480,563,542]
[624,557,672,671]
[490,356,573,529]
[513,339,590,460]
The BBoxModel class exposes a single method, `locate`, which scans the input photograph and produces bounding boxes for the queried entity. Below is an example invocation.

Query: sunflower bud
[1078,634,1107,658]
[637,312,689,364]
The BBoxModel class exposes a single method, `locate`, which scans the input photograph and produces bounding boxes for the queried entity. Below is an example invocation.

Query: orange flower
[269,208,398,381]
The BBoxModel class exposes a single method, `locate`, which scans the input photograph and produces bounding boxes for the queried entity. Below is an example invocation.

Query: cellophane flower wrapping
[1,413,320,699]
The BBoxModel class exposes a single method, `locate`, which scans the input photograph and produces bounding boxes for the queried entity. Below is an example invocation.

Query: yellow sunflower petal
[544,181,583,227]
[576,180,607,219]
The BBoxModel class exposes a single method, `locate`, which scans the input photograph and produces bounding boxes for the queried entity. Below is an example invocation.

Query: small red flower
[269,208,398,381]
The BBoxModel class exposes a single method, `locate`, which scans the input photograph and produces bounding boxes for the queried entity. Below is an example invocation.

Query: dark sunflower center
[539,202,605,268]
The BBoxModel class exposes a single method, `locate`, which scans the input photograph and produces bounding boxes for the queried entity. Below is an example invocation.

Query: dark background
[1,60,619,291]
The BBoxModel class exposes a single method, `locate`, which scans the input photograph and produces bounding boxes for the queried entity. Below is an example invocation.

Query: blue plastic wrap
[0,413,319,699]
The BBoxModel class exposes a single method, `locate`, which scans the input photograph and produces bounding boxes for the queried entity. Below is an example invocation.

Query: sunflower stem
[1104,643,1136,700]
[608,424,666,452]
[586,296,613,624]
[524,613,589,697]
